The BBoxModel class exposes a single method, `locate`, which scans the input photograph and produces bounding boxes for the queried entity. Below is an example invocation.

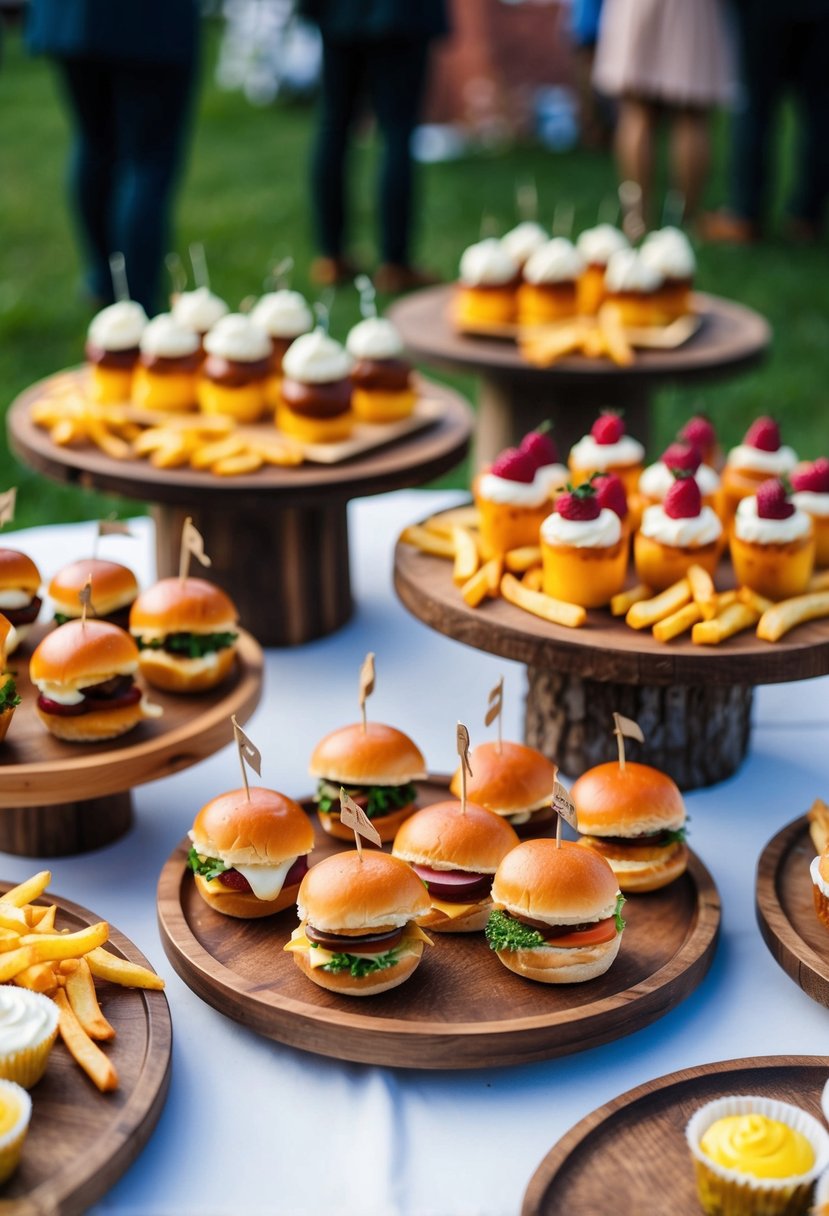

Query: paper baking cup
[813,1167,829,1213]
[686,1095,829,1216]
[0,992,59,1090]
[0,1080,31,1184]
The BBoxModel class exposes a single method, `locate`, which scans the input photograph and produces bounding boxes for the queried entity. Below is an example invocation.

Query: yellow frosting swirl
[0,1092,20,1138]
[700,1114,815,1179]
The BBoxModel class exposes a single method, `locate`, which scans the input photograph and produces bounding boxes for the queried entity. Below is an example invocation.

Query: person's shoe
[697,210,761,244]
[310,256,363,287]
[373,263,442,294]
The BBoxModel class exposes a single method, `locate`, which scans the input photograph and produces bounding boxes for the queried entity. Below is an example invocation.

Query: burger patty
[2,596,41,627]
[410,864,492,903]
[37,674,140,717]
[305,925,404,954]
[504,909,604,938]
[215,855,308,895]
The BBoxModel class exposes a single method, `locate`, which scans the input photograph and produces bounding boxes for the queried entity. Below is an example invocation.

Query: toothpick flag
[179,517,212,580]
[456,721,472,813]
[358,652,375,732]
[340,788,382,857]
[485,677,504,753]
[232,714,261,800]
[0,489,16,530]
[79,577,93,627]
[613,712,644,771]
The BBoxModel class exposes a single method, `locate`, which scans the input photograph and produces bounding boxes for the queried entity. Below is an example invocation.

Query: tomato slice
[546,917,618,948]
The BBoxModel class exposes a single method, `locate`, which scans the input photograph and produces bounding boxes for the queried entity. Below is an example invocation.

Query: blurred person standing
[301,0,449,292]
[28,0,200,314]
[593,0,732,227]
[570,0,613,150]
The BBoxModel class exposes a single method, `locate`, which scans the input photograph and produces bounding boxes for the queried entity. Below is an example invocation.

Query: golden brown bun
[297,850,430,932]
[194,873,302,919]
[449,741,557,815]
[0,548,40,594]
[137,645,236,693]
[292,942,423,995]
[392,799,519,873]
[494,933,622,984]
[0,706,15,744]
[129,577,238,634]
[578,837,688,893]
[492,839,620,926]
[309,721,427,786]
[571,761,686,836]
[419,900,492,934]
[35,698,144,742]
[318,799,415,844]
[30,619,139,686]
[192,785,313,866]
[49,558,138,618]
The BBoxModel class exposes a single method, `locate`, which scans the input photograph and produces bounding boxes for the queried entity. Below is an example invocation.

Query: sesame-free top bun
[297,850,430,933]
[49,558,138,618]
[449,741,557,815]
[309,721,427,787]
[492,839,620,927]
[30,619,139,686]
[129,576,238,635]
[393,800,519,874]
[571,761,685,837]
[0,548,41,593]
[192,786,313,867]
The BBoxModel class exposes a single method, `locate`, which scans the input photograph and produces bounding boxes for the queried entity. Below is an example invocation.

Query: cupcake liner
[0,1080,31,1185]
[813,1167,829,1213]
[686,1095,829,1216]
[0,990,59,1090]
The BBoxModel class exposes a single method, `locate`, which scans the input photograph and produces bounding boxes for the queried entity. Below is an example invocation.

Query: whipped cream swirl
[172,288,229,334]
[640,503,722,546]
[501,222,548,265]
[203,314,272,363]
[88,301,147,351]
[727,443,798,475]
[346,317,404,360]
[523,238,585,285]
[459,238,518,287]
[570,433,645,470]
[541,506,621,548]
[282,328,353,383]
[605,249,663,293]
[251,290,313,339]
[576,224,629,266]
[639,461,719,499]
[734,495,812,544]
[139,314,200,359]
[0,989,58,1052]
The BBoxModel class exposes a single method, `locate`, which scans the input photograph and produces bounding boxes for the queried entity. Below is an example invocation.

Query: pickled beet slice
[410,865,491,903]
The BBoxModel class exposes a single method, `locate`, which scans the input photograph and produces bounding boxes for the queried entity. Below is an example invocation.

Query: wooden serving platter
[454,312,702,351]
[756,815,829,1009]
[157,779,720,1070]
[522,1056,829,1215]
[0,882,171,1215]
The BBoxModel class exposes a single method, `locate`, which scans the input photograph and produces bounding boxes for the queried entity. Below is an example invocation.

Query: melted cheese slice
[284,922,432,968]
[232,857,297,901]
[34,682,85,705]
[428,898,481,920]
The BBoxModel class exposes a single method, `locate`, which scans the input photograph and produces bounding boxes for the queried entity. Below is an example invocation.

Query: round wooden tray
[756,815,829,1008]
[0,625,263,856]
[0,881,171,1215]
[523,1056,828,1215]
[157,778,720,1070]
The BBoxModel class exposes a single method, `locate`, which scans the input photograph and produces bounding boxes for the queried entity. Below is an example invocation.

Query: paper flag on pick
[359,652,375,709]
[0,489,16,529]
[78,578,93,625]
[98,519,132,538]
[553,780,578,829]
[232,715,261,800]
[179,517,212,580]
[485,678,503,728]
[613,713,645,743]
[340,789,382,852]
[456,722,472,776]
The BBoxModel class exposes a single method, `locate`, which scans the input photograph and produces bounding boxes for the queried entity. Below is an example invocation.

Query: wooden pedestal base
[0,792,133,858]
[524,668,753,790]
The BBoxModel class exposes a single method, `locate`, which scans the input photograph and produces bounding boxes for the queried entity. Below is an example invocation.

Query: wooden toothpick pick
[232,714,261,802]
[340,788,381,859]
[456,722,472,815]
[79,577,93,629]
[358,652,375,734]
[354,275,377,320]
[612,712,645,772]
[109,253,130,303]
[485,677,504,754]
[179,517,211,582]
[552,779,577,849]
[0,489,16,531]
[190,242,210,290]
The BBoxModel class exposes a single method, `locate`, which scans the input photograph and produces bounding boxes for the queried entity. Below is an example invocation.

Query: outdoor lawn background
[1,20,827,529]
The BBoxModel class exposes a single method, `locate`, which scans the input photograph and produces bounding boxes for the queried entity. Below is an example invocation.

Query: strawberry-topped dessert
[540,481,627,608]
[679,414,719,469]
[791,458,829,567]
[634,469,723,591]
[475,427,568,557]
[634,439,721,534]
[568,410,645,498]
[720,416,799,525]
[730,477,815,600]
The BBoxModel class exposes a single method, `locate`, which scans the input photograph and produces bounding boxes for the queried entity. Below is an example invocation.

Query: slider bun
[191,785,313,867]
[49,558,138,617]
[392,799,518,873]
[194,873,302,919]
[319,798,415,844]
[292,942,423,995]
[35,698,145,742]
[578,836,688,893]
[297,850,430,932]
[309,721,426,786]
[129,576,238,634]
[492,839,620,927]
[494,933,622,984]
[572,761,686,836]
[137,645,236,693]
[0,548,40,594]
[449,741,557,815]
[30,619,139,686]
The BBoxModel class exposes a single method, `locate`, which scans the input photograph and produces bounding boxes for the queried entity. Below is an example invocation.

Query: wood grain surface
[0,882,171,1216]
[756,815,829,1009]
[522,1057,829,1216]
[156,779,720,1070]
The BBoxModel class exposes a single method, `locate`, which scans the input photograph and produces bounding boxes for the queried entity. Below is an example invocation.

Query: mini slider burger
[198,313,272,423]
[485,839,625,984]
[571,760,688,892]
[129,577,238,693]
[345,316,416,423]
[278,329,354,444]
[188,786,314,918]
[284,850,432,996]
[0,549,42,652]
[392,800,519,932]
[29,619,159,742]
[310,721,426,843]
[449,740,557,835]
[0,614,21,744]
[49,558,138,629]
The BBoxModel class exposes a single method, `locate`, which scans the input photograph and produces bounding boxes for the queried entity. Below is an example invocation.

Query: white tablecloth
[3,491,829,1216]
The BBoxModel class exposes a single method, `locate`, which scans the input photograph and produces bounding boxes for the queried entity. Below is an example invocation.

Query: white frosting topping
[577,224,630,266]
[281,328,353,383]
[459,238,519,287]
[811,854,829,898]
[734,495,813,544]
[541,506,621,548]
[203,314,272,363]
[250,290,313,339]
[640,503,722,547]
[523,238,586,285]
[604,248,663,293]
[501,221,548,265]
[171,287,229,334]
[139,313,200,359]
[792,490,829,519]
[534,463,570,495]
[346,317,404,360]
[570,433,645,470]
[640,227,696,279]
[726,443,798,475]
[639,461,720,499]
[0,989,58,1053]
[479,472,547,507]
[87,301,147,352]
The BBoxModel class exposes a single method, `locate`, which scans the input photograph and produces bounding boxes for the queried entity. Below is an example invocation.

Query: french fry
[692,602,760,645]
[150,435,194,469]
[65,960,115,1041]
[399,525,455,559]
[460,564,493,608]
[738,586,775,617]
[0,947,38,982]
[756,592,829,642]
[452,526,480,585]
[133,427,178,456]
[212,452,264,477]
[0,904,29,931]
[20,920,109,961]
[597,304,635,367]
[652,602,703,642]
[715,590,739,611]
[248,438,303,467]
[611,584,652,617]
[580,326,605,359]
[504,546,542,574]
[485,555,503,597]
[50,418,86,446]
[421,506,480,537]
[86,419,131,460]
[808,570,829,593]
[808,798,829,854]
[30,906,57,932]
[58,960,81,976]
[500,573,586,628]
[86,947,165,990]
[520,321,588,367]
[14,962,58,997]
[189,435,247,470]
[687,565,718,620]
[5,871,51,908]
[54,989,118,1093]
[0,928,23,953]
[626,580,691,629]
[522,566,544,592]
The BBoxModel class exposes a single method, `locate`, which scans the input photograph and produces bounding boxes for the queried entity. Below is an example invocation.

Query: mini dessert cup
[346,317,416,423]
[811,853,829,930]
[541,535,628,608]
[132,314,201,412]
[198,314,273,424]
[718,466,770,528]
[476,490,550,558]
[0,989,59,1089]
[575,225,630,316]
[634,531,720,592]
[0,1080,32,1184]
[456,239,519,327]
[729,532,815,601]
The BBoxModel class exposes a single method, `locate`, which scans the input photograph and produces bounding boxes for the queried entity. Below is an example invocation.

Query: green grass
[1,22,827,528]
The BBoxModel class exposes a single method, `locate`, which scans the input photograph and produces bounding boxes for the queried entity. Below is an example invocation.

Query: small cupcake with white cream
[455,238,519,327]
[517,238,585,325]
[634,472,723,591]
[540,481,627,608]
[171,286,229,348]
[475,429,568,557]
[346,316,416,423]
[197,313,272,423]
[500,221,548,270]
[0,988,59,1089]
[790,458,829,567]
[639,226,696,320]
[569,411,645,498]
[250,290,314,410]
[730,477,815,601]
[603,248,665,327]
[132,314,201,412]
[812,846,829,930]
[636,441,720,521]
[278,329,354,443]
[720,417,799,525]
[85,300,148,403]
[575,224,630,315]
[0,1080,31,1184]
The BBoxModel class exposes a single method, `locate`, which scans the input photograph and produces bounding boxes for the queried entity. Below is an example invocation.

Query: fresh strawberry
[592,472,628,519]
[490,446,536,483]
[679,415,716,453]
[756,477,795,520]
[520,428,560,469]
[663,472,702,519]
[590,411,625,445]
[556,483,601,521]
[661,441,701,474]
[791,458,829,494]
[744,416,781,452]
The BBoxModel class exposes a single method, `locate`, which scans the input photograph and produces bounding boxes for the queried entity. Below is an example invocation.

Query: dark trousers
[731,6,829,226]
[56,56,196,313]
[310,37,429,266]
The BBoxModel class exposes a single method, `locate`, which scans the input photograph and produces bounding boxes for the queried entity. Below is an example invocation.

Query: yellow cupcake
[0,1080,31,1184]
[0,989,59,1089]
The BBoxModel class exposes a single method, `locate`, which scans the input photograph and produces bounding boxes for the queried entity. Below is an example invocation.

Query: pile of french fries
[0,870,163,1093]
[400,508,829,645]
[519,305,634,368]
[30,381,302,476]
